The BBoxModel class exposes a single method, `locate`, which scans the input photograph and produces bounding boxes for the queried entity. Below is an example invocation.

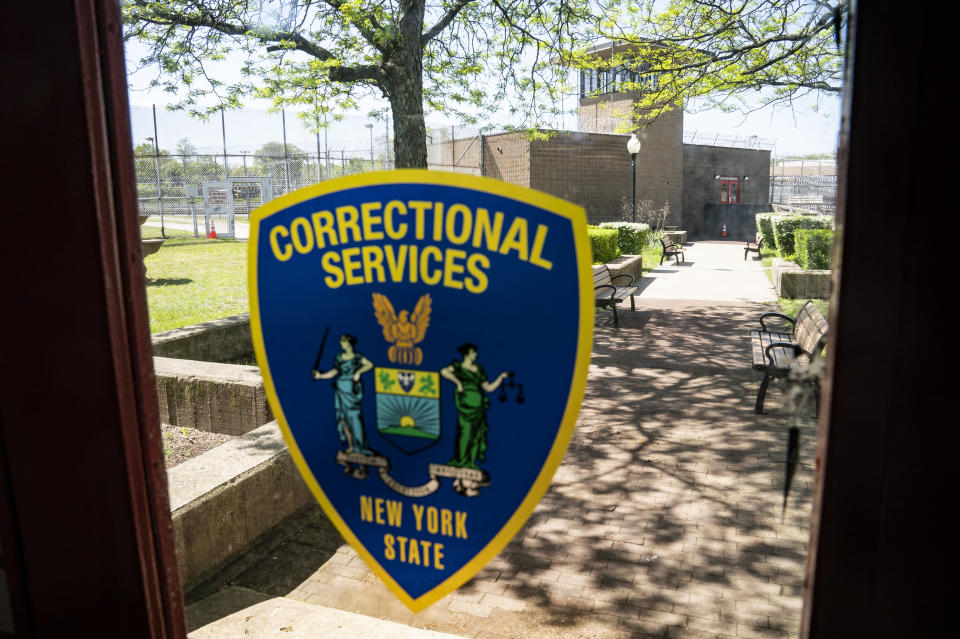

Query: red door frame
[800,3,949,636]
[0,2,951,638]
[0,2,185,637]
[719,177,740,204]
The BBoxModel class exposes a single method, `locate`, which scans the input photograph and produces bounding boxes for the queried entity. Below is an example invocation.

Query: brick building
[428,42,772,240]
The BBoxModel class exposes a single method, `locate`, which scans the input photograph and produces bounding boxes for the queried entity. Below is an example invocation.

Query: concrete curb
[154,356,271,435]
[152,313,252,362]
[169,423,313,590]
[187,587,468,638]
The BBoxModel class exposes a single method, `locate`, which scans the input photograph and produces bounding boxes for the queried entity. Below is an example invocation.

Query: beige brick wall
[477,123,682,226]
[481,132,531,187]
[633,107,684,225]
[578,93,642,134]
[529,132,632,224]
[529,116,682,225]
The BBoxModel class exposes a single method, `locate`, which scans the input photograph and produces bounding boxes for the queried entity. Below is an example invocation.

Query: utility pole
[150,105,165,237]
[385,111,391,170]
[324,112,330,179]
[220,108,229,179]
[365,123,374,170]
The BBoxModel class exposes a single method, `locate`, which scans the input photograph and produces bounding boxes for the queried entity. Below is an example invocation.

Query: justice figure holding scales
[441,342,511,496]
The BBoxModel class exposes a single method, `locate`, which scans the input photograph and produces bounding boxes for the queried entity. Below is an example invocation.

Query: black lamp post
[627,133,642,222]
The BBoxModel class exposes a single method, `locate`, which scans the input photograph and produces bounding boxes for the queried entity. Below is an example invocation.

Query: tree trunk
[386,0,428,169]
[387,75,428,169]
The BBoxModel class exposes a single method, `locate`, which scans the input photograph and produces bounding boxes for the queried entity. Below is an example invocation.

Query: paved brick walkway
[188,242,815,639]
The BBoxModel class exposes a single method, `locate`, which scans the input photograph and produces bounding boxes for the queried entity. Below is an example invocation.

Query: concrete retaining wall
[152,314,252,363]
[772,258,831,298]
[603,254,643,282]
[168,423,315,590]
[779,269,832,299]
[154,357,272,435]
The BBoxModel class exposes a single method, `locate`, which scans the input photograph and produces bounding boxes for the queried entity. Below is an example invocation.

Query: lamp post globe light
[627,133,642,223]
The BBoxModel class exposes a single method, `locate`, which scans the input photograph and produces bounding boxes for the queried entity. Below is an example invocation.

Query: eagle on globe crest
[372,293,432,366]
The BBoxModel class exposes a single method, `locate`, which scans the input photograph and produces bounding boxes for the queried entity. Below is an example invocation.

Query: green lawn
[758,247,831,319]
[779,297,830,320]
[143,236,663,333]
[143,238,249,333]
[760,246,778,267]
[641,242,664,273]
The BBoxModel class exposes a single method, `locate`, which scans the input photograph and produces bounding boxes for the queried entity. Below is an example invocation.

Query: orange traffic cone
[721,224,727,237]
[208,220,218,239]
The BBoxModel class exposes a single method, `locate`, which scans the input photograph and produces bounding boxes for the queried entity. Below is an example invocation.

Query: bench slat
[751,301,827,414]
[750,330,795,369]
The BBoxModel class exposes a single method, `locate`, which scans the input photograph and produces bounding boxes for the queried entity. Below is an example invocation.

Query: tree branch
[320,0,391,54]
[422,0,474,44]
[329,64,387,86]
[126,1,334,60]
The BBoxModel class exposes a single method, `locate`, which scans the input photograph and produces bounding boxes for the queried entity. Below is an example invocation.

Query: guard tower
[576,41,684,222]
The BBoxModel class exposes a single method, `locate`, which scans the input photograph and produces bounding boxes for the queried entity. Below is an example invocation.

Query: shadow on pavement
[188,299,816,639]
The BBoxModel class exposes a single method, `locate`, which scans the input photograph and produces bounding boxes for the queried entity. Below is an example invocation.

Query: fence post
[317,131,323,182]
[181,154,188,220]
[221,108,229,180]
[282,109,290,193]
[151,104,165,237]
[324,113,330,179]
[384,113,390,170]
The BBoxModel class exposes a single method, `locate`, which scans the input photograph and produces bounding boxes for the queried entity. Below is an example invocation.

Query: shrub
[771,215,834,259]
[586,227,620,264]
[755,213,777,248]
[794,229,834,270]
[598,222,651,255]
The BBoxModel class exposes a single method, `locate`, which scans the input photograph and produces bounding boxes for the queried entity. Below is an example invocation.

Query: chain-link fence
[135,120,497,236]
[135,151,387,216]
[132,104,398,236]
[770,175,838,213]
[132,102,840,236]
[769,156,838,213]
[684,130,776,150]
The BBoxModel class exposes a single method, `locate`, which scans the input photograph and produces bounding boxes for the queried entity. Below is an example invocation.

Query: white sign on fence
[201,177,273,239]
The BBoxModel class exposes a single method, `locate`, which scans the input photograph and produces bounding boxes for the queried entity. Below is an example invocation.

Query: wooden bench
[594,265,639,328]
[660,236,685,265]
[744,234,764,260]
[788,195,823,208]
[750,300,828,413]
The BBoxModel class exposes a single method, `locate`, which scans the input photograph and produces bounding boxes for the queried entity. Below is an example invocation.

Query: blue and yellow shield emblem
[375,366,441,454]
[249,170,592,611]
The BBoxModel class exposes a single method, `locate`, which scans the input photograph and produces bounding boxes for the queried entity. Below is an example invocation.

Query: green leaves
[794,229,834,270]
[569,1,845,131]
[124,1,842,166]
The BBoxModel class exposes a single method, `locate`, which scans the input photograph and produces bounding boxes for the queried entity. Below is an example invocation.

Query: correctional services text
[267,200,554,294]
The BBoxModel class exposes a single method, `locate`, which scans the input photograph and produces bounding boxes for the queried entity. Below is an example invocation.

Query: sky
[124,41,842,159]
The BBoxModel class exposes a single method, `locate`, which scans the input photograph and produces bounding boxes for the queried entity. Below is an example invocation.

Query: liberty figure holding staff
[312,333,376,457]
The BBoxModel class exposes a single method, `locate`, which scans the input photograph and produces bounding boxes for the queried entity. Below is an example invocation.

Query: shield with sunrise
[249,170,592,611]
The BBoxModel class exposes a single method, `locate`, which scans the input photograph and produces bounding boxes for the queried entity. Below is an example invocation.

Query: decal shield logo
[249,170,592,611]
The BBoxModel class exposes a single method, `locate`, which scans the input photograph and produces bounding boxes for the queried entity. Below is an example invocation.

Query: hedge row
[587,227,620,264]
[598,222,652,255]
[755,213,777,248]
[795,229,834,270]
[755,213,834,260]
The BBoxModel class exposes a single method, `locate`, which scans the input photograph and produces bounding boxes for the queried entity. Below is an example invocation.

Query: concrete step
[187,586,468,638]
